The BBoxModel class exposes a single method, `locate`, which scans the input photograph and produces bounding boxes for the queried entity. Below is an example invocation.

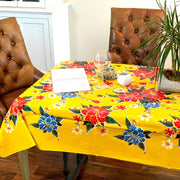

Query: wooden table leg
[18,150,30,180]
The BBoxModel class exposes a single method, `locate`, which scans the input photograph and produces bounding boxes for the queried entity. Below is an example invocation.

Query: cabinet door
[17,18,53,73]
[0,0,45,8]
[18,0,45,8]
[0,0,17,7]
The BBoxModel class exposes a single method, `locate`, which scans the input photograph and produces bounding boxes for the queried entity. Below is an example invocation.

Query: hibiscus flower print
[118,92,143,102]
[81,106,110,125]
[174,118,180,128]
[123,125,145,145]
[10,97,27,116]
[42,84,53,92]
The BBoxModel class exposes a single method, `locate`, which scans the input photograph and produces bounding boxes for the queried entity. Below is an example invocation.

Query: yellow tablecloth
[1,60,180,170]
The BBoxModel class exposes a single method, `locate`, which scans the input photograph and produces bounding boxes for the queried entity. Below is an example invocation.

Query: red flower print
[66,63,83,68]
[139,82,147,85]
[165,128,174,136]
[104,81,113,86]
[10,97,27,115]
[81,106,110,125]
[43,84,53,92]
[125,84,140,89]
[174,119,180,128]
[118,92,143,102]
[73,115,81,123]
[84,63,96,76]
[116,105,127,110]
[91,100,101,104]
[133,68,156,79]
[97,94,103,97]
[141,89,166,102]
[36,95,45,100]
[165,100,172,104]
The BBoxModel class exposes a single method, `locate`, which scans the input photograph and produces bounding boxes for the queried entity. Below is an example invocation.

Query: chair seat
[0,17,44,125]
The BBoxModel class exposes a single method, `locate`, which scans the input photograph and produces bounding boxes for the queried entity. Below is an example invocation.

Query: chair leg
[18,150,30,180]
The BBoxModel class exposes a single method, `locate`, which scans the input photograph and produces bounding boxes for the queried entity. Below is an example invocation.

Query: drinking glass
[94,50,111,89]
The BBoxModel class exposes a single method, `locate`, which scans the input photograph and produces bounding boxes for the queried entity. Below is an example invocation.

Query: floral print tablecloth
[1,60,180,170]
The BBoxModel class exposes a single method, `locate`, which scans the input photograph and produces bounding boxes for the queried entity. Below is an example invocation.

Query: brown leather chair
[0,17,44,124]
[109,8,164,66]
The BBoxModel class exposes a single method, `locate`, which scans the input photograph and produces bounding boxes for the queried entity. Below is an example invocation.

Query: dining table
[1,60,180,179]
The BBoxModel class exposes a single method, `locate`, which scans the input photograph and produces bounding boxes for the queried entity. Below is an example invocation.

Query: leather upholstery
[109,8,164,65]
[0,17,44,124]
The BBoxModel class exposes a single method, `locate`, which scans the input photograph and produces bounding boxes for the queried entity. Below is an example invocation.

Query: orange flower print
[81,106,110,125]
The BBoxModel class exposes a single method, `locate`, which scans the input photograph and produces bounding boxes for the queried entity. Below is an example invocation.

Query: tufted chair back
[109,8,164,65]
[0,17,44,124]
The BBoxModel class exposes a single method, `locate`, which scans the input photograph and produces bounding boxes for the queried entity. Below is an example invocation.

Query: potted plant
[136,0,180,92]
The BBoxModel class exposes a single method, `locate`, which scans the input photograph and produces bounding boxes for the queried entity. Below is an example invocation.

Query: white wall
[65,0,172,67]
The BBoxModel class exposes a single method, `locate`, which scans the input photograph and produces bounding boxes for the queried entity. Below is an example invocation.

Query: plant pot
[158,73,180,92]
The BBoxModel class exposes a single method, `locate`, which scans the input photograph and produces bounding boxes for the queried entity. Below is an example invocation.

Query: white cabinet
[0,3,70,72]
[0,0,62,8]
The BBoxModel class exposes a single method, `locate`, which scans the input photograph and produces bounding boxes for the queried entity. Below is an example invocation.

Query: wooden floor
[0,147,180,180]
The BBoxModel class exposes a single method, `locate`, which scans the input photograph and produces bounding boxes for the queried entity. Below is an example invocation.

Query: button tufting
[116,49,121,54]
[11,41,15,46]
[7,55,11,60]
[144,15,150,22]
[0,31,3,35]
[150,30,154,35]
[134,29,138,33]
[118,27,122,32]
[18,64,22,69]
[3,69,8,74]
[124,40,129,44]
[128,15,133,21]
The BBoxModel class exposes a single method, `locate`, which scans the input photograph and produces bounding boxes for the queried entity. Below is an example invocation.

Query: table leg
[18,150,30,180]
[63,152,88,180]
[63,152,69,180]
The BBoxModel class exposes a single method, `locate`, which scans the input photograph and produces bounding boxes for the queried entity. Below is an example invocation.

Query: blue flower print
[143,103,160,109]
[38,113,58,132]
[61,93,78,99]
[123,125,145,145]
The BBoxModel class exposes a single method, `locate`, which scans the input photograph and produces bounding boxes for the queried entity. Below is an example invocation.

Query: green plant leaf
[126,117,131,129]
[140,86,145,91]
[22,96,32,99]
[108,94,119,98]
[56,117,63,123]
[138,142,145,151]
[144,130,152,135]
[69,109,81,114]
[86,122,94,133]
[101,106,112,109]
[10,114,17,126]
[106,116,121,126]
[52,130,59,138]
[33,86,43,89]
[39,106,45,115]
[114,135,124,140]
[30,123,39,128]
[158,121,173,127]
[127,89,134,93]
[22,105,34,112]
[81,104,88,108]
[170,115,179,120]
